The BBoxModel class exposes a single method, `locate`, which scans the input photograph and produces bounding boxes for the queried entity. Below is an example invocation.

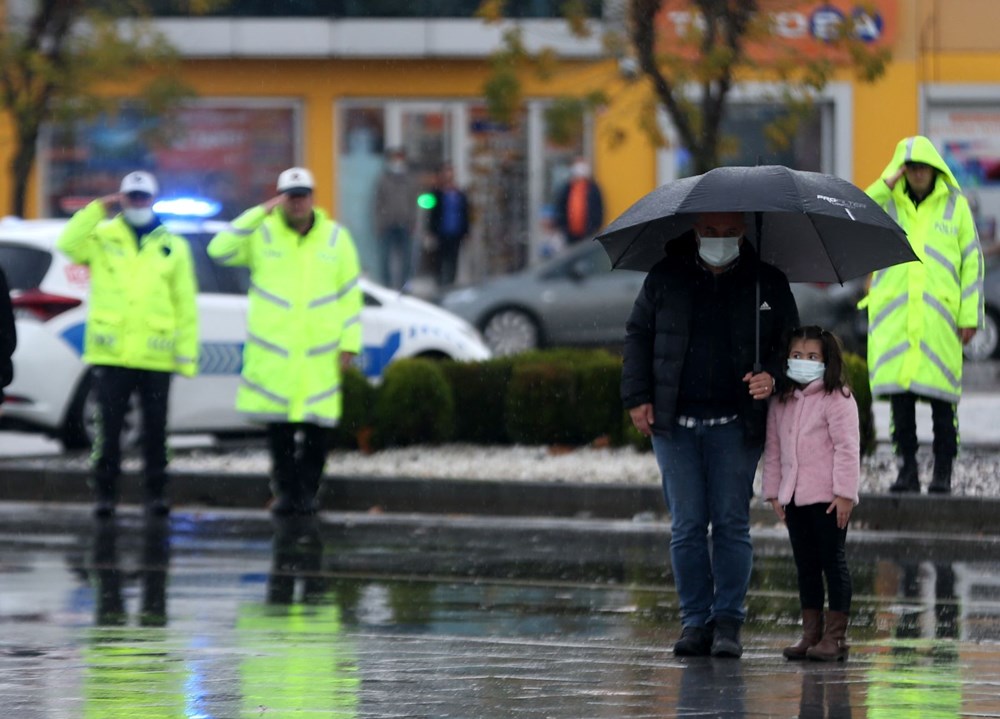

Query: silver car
[440,240,868,356]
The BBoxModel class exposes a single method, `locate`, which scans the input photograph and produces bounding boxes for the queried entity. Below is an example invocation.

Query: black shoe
[270,495,299,516]
[889,460,920,493]
[145,498,171,517]
[711,618,743,658]
[673,625,713,656]
[928,456,953,494]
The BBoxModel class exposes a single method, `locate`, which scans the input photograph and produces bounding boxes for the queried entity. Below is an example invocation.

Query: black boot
[144,473,171,516]
[928,455,953,494]
[889,456,920,493]
[92,474,118,518]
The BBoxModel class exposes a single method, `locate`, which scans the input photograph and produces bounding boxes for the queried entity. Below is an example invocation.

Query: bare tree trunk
[10,121,40,218]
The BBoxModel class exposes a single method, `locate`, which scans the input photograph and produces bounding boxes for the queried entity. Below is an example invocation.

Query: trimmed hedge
[373,358,454,447]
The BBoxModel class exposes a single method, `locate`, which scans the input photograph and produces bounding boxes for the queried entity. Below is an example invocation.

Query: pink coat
[762,380,860,507]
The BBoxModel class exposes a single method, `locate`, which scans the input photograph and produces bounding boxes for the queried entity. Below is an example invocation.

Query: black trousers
[785,502,852,613]
[889,391,958,459]
[92,365,172,499]
[266,422,332,500]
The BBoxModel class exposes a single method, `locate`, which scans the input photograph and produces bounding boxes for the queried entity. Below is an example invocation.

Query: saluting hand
[98,193,122,216]
[262,195,284,214]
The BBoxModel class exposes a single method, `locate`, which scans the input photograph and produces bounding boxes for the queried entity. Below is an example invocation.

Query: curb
[1,464,999,534]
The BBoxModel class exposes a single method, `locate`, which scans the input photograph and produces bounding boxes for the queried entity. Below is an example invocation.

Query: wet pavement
[2,503,1000,717]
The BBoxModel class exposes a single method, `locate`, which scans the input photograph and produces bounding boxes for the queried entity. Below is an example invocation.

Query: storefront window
[339,107,387,278]
[676,102,824,177]
[44,103,298,220]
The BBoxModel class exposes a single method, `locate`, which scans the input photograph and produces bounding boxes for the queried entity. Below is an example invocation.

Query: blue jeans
[380,224,413,289]
[652,421,762,628]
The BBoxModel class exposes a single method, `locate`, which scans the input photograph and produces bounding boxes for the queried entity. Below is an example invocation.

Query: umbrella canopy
[596,165,918,284]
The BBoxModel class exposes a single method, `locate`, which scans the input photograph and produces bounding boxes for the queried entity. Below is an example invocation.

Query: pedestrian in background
[554,155,604,244]
[864,136,984,494]
[427,163,471,288]
[0,265,16,408]
[57,171,199,517]
[208,167,362,515]
[622,211,799,658]
[373,147,420,289]
[762,325,859,663]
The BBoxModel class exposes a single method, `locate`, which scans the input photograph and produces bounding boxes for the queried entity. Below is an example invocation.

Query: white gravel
[9,441,1000,497]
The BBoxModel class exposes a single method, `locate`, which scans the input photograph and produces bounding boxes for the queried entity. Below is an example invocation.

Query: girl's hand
[769,498,785,522]
[827,496,853,529]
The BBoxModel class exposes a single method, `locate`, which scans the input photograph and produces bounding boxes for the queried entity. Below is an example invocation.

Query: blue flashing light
[153,197,222,218]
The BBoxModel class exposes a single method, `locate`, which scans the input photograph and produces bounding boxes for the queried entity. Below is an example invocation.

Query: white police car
[0,213,490,448]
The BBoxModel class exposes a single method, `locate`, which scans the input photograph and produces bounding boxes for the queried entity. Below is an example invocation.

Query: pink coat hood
[762,380,860,507]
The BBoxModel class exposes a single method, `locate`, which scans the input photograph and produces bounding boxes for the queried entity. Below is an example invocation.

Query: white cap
[276,167,314,193]
[119,171,158,196]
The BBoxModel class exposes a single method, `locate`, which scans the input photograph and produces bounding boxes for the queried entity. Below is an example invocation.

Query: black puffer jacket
[621,235,799,445]
[0,266,16,403]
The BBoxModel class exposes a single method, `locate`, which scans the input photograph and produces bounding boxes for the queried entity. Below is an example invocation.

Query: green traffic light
[417,192,437,210]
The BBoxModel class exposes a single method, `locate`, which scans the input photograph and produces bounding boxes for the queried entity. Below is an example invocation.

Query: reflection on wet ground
[1,505,1000,717]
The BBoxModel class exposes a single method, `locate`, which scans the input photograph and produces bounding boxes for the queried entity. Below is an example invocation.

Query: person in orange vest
[554,156,605,244]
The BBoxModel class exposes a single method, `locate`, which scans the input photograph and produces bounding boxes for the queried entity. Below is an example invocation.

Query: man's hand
[98,193,122,215]
[884,167,905,190]
[339,351,357,372]
[827,496,854,529]
[743,371,775,400]
[628,403,654,437]
[262,195,284,214]
[960,327,978,345]
[769,498,785,522]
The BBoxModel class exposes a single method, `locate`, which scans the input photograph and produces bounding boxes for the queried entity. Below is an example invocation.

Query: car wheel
[60,371,142,451]
[481,308,540,356]
[964,308,1000,362]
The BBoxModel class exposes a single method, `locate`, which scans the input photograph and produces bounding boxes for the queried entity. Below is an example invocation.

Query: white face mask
[787,358,826,385]
[697,234,741,267]
[123,207,155,227]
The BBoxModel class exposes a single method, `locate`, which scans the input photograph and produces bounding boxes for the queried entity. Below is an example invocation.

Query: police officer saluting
[208,168,362,515]
[57,171,199,517]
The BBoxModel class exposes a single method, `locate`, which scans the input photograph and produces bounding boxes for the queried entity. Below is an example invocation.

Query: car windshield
[539,243,612,281]
[0,243,53,290]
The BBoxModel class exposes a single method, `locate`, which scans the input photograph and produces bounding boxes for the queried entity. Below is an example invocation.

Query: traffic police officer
[208,167,362,515]
[57,171,199,516]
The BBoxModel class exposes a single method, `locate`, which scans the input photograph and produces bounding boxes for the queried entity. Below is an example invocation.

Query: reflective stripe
[241,378,289,405]
[870,269,886,291]
[903,137,916,161]
[307,340,340,357]
[328,224,341,249]
[920,340,960,388]
[869,294,907,333]
[343,313,361,329]
[943,191,957,221]
[924,245,959,285]
[262,224,273,245]
[308,276,359,308]
[908,380,960,403]
[250,282,292,309]
[248,332,290,357]
[175,355,196,365]
[962,241,980,261]
[884,198,898,223]
[870,340,909,375]
[305,384,341,406]
[224,224,254,237]
[923,293,956,332]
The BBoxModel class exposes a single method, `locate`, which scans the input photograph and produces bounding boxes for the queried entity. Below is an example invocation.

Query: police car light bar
[153,197,222,218]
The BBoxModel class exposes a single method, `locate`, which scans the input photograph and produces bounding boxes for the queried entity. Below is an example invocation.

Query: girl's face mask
[786,358,825,385]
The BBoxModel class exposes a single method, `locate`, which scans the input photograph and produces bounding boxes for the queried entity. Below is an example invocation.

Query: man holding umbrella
[621,211,799,658]
[864,136,984,495]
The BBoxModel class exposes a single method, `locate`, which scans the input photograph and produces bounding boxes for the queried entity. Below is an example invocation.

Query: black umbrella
[595,164,919,369]
[596,164,916,283]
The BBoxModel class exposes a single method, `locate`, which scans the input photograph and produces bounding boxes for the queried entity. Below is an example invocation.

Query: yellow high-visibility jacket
[864,135,984,403]
[207,205,362,426]
[56,201,199,376]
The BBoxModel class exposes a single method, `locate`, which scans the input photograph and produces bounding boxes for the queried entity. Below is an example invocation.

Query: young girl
[762,326,860,662]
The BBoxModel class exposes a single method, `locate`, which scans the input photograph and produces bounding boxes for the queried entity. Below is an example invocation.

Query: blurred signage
[654,1,896,62]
